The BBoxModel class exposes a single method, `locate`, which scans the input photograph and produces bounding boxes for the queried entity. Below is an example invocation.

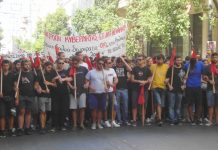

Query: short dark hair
[156,54,165,60]
[13,59,21,65]
[21,59,29,66]
[57,52,64,57]
[211,52,218,57]
[97,58,104,64]
[44,61,52,67]
[2,59,10,65]
[71,56,80,62]
[137,54,146,59]
[75,51,82,56]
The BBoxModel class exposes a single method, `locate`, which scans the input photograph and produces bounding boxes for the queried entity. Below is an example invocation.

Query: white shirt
[86,69,108,93]
[104,68,117,92]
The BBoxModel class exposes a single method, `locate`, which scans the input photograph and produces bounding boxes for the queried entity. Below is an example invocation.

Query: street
[0,124,218,150]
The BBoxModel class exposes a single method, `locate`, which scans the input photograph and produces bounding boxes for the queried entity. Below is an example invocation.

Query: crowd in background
[0,50,218,138]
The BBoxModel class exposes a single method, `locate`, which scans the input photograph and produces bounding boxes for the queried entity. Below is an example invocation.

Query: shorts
[88,93,107,111]
[19,96,35,110]
[185,87,202,106]
[39,97,51,112]
[153,88,166,107]
[206,90,218,107]
[131,90,148,108]
[69,93,86,109]
[0,99,13,117]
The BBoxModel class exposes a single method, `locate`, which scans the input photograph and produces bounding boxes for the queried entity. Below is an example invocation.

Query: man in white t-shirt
[85,58,108,130]
[103,57,120,128]
[75,51,88,69]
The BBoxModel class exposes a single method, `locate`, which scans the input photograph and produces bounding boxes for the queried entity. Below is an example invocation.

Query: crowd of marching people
[1,50,218,138]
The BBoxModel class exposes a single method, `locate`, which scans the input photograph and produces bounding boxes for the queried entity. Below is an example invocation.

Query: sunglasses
[58,62,64,65]
[137,59,143,61]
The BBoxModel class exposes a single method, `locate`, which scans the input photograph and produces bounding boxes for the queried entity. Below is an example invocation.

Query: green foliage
[16,7,70,52]
[72,0,122,35]
[126,0,190,56]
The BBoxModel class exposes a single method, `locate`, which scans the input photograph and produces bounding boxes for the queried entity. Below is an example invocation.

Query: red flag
[55,44,60,56]
[169,47,176,67]
[47,53,54,63]
[85,56,93,70]
[191,49,197,59]
[138,86,145,105]
[211,63,218,76]
[93,53,101,68]
[0,56,3,67]
[69,66,76,77]
[34,53,41,68]
[29,56,35,68]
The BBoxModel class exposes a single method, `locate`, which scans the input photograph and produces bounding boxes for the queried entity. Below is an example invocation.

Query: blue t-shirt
[184,61,204,88]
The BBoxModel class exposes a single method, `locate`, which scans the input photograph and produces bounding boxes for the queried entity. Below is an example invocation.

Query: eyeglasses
[137,59,143,61]
[58,62,64,65]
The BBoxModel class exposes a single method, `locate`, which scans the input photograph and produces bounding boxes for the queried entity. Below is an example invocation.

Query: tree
[16,7,70,52]
[126,0,190,56]
[72,0,123,34]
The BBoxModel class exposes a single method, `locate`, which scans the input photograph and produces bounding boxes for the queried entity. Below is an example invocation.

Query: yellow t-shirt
[150,64,168,89]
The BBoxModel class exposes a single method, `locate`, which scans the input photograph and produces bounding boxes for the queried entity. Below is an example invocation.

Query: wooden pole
[39,64,49,92]
[212,72,216,94]
[170,66,174,87]
[74,73,77,100]
[15,70,22,99]
[0,67,2,95]
[148,65,157,90]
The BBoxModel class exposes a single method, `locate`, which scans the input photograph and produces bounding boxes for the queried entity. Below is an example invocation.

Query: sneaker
[157,120,163,127]
[25,128,32,135]
[190,121,196,126]
[146,118,151,123]
[50,128,56,133]
[132,121,137,127]
[204,117,209,123]
[71,126,77,131]
[79,125,85,130]
[170,123,175,126]
[91,123,96,130]
[124,122,131,126]
[0,130,6,138]
[9,129,16,137]
[104,120,111,128]
[40,128,46,134]
[197,120,203,126]
[61,127,67,131]
[16,128,24,136]
[205,121,213,127]
[97,124,104,129]
[111,121,120,128]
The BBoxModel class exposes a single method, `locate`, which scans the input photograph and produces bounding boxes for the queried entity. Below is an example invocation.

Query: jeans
[116,89,129,123]
[153,88,166,107]
[168,91,183,122]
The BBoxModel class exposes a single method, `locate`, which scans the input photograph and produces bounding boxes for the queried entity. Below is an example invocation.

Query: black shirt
[70,66,88,96]
[131,66,152,91]
[114,66,128,89]
[37,70,57,97]
[166,66,184,92]
[55,69,69,94]
[2,72,15,96]
[19,71,36,97]
[203,64,218,91]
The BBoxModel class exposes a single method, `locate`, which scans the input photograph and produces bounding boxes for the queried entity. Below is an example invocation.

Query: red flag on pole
[85,56,93,70]
[93,53,101,68]
[138,86,145,105]
[47,53,54,63]
[69,66,76,77]
[169,47,176,67]
[0,56,3,67]
[191,48,197,59]
[55,44,60,56]
[34,53,41,68]
[29,56,35,68]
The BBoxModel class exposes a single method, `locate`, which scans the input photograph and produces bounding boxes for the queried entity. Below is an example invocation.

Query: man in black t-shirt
[165,56,184,125]
[68,56,88,130]
[35,61,57,134]
[0,60,16,138]
[131,55,152,126]
[15,60,37,136]
[113,57,132,125]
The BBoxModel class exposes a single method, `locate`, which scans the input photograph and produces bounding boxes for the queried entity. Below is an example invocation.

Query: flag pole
[15,69,22,100]
[0,67,2,95]
[212,72,216,94]
[170,65,174,87]
[148,65,157,90]
[39,64,49,92]
[74,72,77,100]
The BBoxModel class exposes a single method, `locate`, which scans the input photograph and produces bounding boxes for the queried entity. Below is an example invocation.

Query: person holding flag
[68,56,88,130]
[184,50,204,125]
[165,56,185,125]
[75,51,89,70]
[150,54,168,126]
[131,54,152,126]
[203,52,218,126]
[15,59,38,136]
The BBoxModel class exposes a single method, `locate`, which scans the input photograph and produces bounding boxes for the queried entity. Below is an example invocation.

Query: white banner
[44,25,127,59]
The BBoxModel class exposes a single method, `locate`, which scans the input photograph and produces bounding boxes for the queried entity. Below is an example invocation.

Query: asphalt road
[0,124,218,150]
